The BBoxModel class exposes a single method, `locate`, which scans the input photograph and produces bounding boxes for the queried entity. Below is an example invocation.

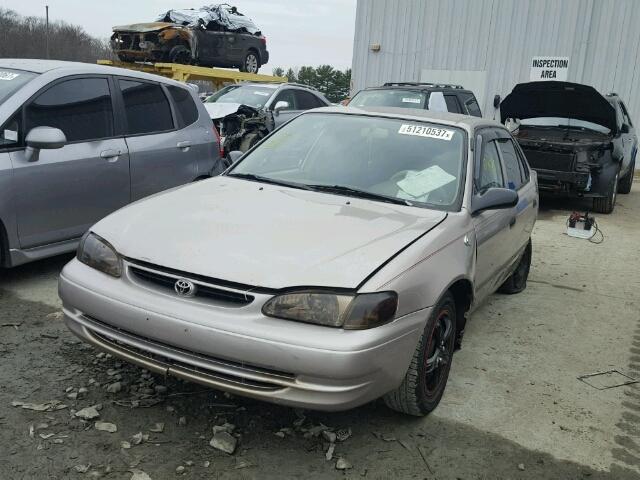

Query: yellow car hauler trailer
[97,60,286,89]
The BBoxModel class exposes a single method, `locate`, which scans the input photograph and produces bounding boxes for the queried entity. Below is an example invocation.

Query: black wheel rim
[423,309,454,396]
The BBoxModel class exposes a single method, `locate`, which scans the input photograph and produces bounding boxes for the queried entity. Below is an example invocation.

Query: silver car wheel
[245,54,258,73]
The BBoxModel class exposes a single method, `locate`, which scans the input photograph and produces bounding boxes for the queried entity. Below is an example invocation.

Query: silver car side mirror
[273,101,289,116]
[471,187,518,215]
[25,126,66,162]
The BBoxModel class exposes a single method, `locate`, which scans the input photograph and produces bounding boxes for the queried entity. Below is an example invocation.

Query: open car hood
[501,81,616,132]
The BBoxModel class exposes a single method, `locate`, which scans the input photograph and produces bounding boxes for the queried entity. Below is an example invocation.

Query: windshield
[350,89,427,109]
[205,84,275,109]
[520,117,611,134]
[0,68,38,106]
[228,113,466,210]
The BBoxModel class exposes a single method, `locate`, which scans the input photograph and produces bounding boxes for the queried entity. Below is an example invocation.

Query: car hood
[501,81,617,132]
[204,102,244,120]
[112,22,176,33]
[91,177,447,290]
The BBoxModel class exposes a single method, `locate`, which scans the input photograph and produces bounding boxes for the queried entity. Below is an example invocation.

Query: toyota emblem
[174,278,197,297]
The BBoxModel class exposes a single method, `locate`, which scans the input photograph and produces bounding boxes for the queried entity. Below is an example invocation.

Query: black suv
[349,82,483,117]
[501,81,637,213]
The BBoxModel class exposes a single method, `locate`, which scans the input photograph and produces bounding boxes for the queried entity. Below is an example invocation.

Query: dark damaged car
[111,5,268,74]
[501,81,637,213]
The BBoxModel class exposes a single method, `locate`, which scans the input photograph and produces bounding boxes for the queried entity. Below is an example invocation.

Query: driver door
[472,129,515,302]
[271,89,299,128]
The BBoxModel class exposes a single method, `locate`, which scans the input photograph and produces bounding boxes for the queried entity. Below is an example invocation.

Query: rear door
[195,29,227,65]
[10,76,130,248]
[472,129,514,301]
[116,78,198,201]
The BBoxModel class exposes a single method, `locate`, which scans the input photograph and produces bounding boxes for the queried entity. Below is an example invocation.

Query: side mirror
[471,187,518,215]
[620,123,630,134]
[493,95,501,109]
[273,100,289,116]
[227,150,243,163]
[24,127,66,162]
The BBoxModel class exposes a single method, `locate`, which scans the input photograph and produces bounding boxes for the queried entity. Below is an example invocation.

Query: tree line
[273,66,351,103]
[0,8,112,63]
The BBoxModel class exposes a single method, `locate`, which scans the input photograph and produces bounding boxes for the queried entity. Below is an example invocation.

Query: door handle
[100,149,120,162]
[509,216,516,228]
[177,141,192,151]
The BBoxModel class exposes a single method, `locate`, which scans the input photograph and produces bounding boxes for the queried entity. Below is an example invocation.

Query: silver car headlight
[77,232,122,278]
[262,291,398,329]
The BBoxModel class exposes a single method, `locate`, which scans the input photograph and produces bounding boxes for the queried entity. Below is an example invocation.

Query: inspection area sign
[530,56,569,81]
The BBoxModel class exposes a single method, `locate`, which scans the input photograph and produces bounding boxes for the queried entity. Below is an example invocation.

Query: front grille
[129,265,254,307]
[82,315,294,392]
[524,149,575,172]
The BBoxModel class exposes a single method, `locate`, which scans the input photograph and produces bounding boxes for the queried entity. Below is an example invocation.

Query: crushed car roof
[500,81,617,132]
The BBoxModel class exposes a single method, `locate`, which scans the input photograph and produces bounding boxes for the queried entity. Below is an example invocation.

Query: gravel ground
[1,184,639,479]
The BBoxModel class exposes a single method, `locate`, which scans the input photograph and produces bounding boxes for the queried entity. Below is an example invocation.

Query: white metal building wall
[352,0,640,128]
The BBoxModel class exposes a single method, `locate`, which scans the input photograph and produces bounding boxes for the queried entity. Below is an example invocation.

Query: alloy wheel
[423,309,454,397]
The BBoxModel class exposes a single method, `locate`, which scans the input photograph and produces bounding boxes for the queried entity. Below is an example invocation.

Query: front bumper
[59,258,427,411]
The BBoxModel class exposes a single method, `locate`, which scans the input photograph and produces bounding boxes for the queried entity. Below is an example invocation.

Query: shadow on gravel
[1,289,639,480]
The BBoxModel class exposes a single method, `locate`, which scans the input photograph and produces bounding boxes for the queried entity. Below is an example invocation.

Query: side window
[444,94,462,113]
[119,79,174,135]
[272,89,296,111]
[25,77,114,143]
[294,90,323,110]
[477,140,504,192]
[497,138,523,190]
[460,93,482,117]
[167,86,198,128]
[513,141,530,182]
[0,113,21,148]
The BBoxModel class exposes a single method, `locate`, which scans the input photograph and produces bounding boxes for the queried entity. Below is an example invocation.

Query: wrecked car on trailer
[501,81,637,213]
[111,4,269,74]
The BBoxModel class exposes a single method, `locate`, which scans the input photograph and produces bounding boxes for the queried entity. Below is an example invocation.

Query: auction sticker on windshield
[398,124,454,140]
[0,71,20,81]
[402,97,422,104]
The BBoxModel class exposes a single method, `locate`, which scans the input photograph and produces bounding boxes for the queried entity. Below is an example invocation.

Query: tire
[498,240,532,294]
[169,45,191,64]
[384,292,456,416]
[239,132,262,152]
[240,51,260,74]
[618,159,635,194]
[592,168,619,214]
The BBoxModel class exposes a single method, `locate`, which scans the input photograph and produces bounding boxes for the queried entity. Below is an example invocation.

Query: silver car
[0,59,220,268]
[59,107,538,415]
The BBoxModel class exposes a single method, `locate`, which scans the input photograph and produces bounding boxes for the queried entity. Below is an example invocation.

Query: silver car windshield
[350,89,427,109]
[0,68,38,106]
[205,84,275,109]
[228,113,466,210]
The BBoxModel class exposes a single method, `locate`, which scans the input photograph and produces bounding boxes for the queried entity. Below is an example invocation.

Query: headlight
[77,232,122,277]
[262,291,398,329]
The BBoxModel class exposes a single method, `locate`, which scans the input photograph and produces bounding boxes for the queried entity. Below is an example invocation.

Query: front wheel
[592,168,619,214]
[240,51,260,74]
[384,292,456,416]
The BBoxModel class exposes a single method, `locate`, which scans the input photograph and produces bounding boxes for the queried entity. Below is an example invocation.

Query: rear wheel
[592,168,619,214]
[384,292,456,416]
[498,240,531,294]
[618,159,635,194]
[240,51,259,74]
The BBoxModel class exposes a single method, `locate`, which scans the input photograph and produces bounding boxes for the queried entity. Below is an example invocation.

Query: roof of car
[0,58,188,87]
[306,106,502,130]
[362,83,475,94]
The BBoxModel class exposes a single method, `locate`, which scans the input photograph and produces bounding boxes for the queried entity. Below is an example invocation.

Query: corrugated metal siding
[353,0,640,130]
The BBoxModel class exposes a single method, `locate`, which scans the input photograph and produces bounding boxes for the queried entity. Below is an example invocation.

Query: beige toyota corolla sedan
[59,107,538,416]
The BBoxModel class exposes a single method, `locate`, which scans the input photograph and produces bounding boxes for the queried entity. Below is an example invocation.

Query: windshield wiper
[227,172,314,191]
[307,184,413,206]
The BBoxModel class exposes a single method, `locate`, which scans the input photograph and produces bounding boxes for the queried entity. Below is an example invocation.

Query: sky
[2,0,357,71]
